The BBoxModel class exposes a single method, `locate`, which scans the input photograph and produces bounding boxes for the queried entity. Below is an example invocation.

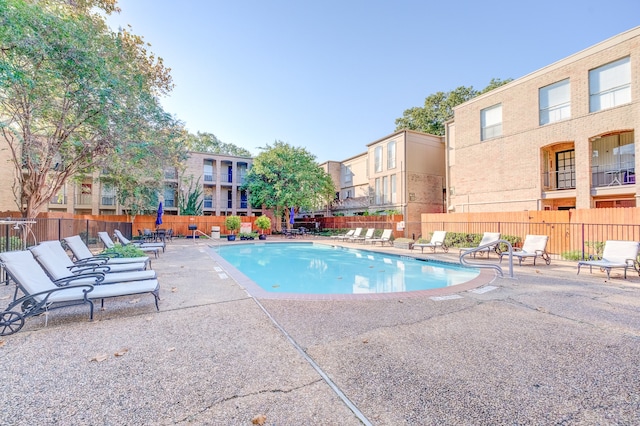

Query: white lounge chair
[99,232,160,258]
[330,229,355,240]
[346,228,364,242]
[64,235,150,267]
[30,242,156,284]
[353,228,375,243]
[499,235,550,266]
[0,250,159,335]
[413,231,448,253]
[114,229,165,253]
[39,240,148,273]
[577,240,640,279]
[459,232,501,258]
[368,229,393,246]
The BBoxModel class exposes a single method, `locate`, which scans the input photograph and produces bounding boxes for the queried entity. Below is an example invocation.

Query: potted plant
[254,216,271,240]
[224,215,241,241]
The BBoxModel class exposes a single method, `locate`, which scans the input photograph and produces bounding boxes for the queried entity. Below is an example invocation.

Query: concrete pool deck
[1,237,639,425]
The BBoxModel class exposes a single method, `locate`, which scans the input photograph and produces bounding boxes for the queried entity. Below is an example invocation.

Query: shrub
[101,243,146,258]
[0,236,24,252]
[224,215,242,234]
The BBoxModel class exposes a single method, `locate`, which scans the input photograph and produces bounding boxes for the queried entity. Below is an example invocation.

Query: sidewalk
[1,238,638,425]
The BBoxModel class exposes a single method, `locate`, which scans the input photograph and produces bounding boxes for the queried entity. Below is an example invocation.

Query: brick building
[446,26,640,212]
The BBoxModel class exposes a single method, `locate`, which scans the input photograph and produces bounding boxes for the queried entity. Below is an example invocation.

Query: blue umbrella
[289,207,295,225]
[155,202,163,226]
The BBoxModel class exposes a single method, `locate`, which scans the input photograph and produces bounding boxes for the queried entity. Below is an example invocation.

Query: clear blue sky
[107,0,639,163]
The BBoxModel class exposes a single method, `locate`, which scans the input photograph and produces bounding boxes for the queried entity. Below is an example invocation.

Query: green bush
[101,243,146,258]
[561,250,584,261]
[0,236,24,252]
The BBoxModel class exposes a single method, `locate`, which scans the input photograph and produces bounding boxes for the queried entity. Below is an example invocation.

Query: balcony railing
[203,199,214,209]
[164,169,178,180]
[542,170,576,190]
[50,195,67,205]
[75,193,93,205]
[592,163,636,187]
[101,196,116,206]
[203,173,214,182]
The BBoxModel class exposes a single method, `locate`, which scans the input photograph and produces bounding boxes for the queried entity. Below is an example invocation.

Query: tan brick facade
[447,27,640,212]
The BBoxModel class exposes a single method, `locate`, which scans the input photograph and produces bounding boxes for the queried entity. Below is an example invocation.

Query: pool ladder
[459,239,514,278]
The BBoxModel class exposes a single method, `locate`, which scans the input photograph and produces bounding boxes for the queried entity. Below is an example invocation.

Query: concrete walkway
[0,238,638,425]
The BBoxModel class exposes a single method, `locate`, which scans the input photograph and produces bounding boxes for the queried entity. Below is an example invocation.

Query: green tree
[186,131,252,157]
[394,78,513,136]
[243,141,335,231]
[0,0,176,217]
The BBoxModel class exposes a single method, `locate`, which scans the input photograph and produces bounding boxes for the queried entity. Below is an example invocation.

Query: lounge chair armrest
[54,273,105,286]
[68,264,111,274]
[73,257,108,266]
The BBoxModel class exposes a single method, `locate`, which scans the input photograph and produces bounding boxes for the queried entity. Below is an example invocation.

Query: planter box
[394,241,414,250]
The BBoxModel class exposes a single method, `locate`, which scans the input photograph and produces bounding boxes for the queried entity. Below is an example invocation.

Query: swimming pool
[212,242,482,297]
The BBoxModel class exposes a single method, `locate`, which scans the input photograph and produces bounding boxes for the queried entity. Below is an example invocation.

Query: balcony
[164,169,178,180]
[75,193,93,205]
[592,163,635,188]
[203,173,214,183]
[101,196,116,206]
[50,195,67,205]
[542,170,576,191]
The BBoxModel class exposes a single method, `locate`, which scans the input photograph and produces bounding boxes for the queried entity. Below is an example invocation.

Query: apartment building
[39,152,259,216]
[163,151,259,216]
[446,26,640,212]
[320,129,446,236]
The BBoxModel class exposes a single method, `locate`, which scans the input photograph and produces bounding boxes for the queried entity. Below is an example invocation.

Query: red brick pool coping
[207,241,498,301]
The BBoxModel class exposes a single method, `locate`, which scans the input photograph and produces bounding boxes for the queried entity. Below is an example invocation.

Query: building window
[374,178,381,204]
[539,79,571,125]
[203,160,213,182]
[343,165,352,185]
[556,150,576,189]
[589,56,631,112]
[387,141,396,169]
[591,131,635,187]
[164,186,175,207]
[382,176,388,204]
[481,104,502,140]
[374,146,383,173]
[390,174,397,203]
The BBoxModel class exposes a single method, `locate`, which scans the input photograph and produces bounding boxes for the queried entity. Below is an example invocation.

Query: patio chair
[413,231,448,253]
[368,229,393,246]
[330,229,355,240]
[114,229,165,253]
[63,235,150,268]
[30,242,156,284]
[577,240,640,279]
[499,235,550,266]
[458,232,501,258]
[0,250,159,336]
[99,232,160,258]
[346,228,364,242]
[353,228,375,243]
[39,240,147,273]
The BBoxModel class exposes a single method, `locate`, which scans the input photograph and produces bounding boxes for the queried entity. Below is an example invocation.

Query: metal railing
[0,218,133,252]
[459,239,514,278]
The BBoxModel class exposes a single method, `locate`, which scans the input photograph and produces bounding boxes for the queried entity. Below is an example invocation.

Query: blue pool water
[215,243,480,295]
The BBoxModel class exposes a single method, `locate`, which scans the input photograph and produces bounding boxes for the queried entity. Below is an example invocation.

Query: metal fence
[417,220,640,260]
[0,218,133,252]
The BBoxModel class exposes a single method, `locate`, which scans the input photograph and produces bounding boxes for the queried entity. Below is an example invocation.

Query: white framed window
[540,79,571,125]
[589,56,631,112]
[374,178,381,204]
[387,141,396,169]
[343,165,352,185]
[481,104,502,140]
[374,146,383,172]
[390,174,397,203]
[382,176,388,204]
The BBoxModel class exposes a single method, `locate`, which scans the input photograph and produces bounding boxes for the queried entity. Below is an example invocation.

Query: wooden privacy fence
[421,208,640,258]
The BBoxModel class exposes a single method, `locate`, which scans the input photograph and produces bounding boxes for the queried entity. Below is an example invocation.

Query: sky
[107,0,640,163]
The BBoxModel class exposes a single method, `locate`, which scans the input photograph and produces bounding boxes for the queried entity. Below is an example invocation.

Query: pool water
[215,243,480,295]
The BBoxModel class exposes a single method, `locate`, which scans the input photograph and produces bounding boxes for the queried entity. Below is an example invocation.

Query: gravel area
[1,238,638,425]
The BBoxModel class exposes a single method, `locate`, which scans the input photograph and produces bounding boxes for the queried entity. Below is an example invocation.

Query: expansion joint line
[250,297,373,426]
